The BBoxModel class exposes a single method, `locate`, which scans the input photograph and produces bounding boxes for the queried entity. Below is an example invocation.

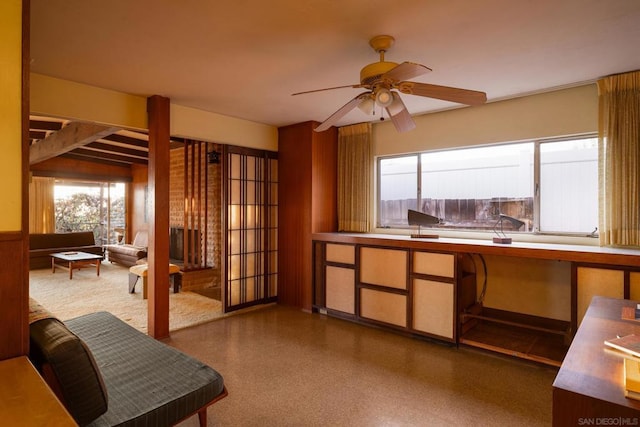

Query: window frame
[375,133,598,238]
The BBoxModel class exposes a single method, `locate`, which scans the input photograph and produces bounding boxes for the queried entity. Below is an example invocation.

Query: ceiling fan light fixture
[375,88,393,107]
[357,97,375,115]
[386,92,404,116]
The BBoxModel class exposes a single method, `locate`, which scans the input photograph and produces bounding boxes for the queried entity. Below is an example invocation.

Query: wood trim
[571,262,578,336]
[0,231,22,242]
[15,0,30,358]
[406,247,413,332]
[312,241,326,308]
[358,282,408,296]
[221,146,229,312]
[204,142,209,272]
[354,243,361,318]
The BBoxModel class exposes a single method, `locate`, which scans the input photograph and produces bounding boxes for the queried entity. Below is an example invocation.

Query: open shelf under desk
[459,307,571,367]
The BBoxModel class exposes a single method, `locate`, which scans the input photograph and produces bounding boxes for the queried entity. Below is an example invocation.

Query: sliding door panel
[224,147,277,312]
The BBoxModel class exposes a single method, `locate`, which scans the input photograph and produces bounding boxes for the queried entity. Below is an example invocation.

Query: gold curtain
[598,70,640,246]
[338,123,372,232]
[29,176,55,233]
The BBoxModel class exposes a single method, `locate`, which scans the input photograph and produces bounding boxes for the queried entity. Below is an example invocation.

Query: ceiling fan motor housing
[360,61,398,86]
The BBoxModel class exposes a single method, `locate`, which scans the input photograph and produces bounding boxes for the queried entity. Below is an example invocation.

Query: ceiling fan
[293,35,487,133]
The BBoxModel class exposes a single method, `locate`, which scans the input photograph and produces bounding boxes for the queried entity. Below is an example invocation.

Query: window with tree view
[377,136,598,236]
[55,181,126,245]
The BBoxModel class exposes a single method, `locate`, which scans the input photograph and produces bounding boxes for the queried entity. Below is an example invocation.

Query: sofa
[104,231,148,267]
[29,231,104,270]
[29,300,226,427]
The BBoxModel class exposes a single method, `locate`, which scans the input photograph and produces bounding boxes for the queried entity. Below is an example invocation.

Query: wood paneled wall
[30,156,133,182]
[129,164,149,243]
[0,0,30,360]
[278,121,337,310]
[0,233,28,359]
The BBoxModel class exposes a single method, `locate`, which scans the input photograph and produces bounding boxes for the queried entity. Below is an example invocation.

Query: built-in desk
[0,356,76,426]
[553,296,640,424]
[312,233,640,366]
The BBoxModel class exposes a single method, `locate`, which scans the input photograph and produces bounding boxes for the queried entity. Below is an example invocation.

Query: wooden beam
[147,95,171,339]
[70,147,148,165]
[87,141,148,158]
[29,121,120,164]
[30,119,63,131]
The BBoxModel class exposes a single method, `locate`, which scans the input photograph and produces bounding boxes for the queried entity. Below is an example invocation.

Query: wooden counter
[0,356,76,426]
[553,296,640,424]
[312,233,640,267]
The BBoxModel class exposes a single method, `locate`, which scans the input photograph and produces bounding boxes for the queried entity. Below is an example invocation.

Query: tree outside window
[54,181,125,244]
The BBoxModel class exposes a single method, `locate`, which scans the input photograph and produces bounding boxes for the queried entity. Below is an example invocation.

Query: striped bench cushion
[66,311,224,427]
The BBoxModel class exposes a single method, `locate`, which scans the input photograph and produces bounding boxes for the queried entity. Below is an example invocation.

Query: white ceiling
[30,0,640,129]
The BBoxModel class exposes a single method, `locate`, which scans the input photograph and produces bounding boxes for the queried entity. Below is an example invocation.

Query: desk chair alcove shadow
[492,213,525,244]
[408,209,442,239]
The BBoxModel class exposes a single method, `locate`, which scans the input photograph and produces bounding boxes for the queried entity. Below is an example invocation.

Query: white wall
[30,73,278,151]
[373,84,598,155]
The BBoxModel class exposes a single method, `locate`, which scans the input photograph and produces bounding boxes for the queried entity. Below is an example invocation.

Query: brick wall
[169,142,222,292]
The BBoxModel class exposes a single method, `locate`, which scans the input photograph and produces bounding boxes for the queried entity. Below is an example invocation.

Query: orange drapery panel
[338,123,372,232]
[598,70,640,247]
[29,176,55,233]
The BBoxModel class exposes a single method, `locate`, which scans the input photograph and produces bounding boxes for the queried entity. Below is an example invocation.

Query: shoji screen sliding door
[224,146,277,311]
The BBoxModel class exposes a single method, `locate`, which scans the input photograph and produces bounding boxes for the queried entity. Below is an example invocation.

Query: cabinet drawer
[413,252,455,278]
[360,247,407,289]
[326,244,355,265]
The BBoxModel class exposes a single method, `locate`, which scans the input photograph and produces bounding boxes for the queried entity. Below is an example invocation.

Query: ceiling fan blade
[314,92,370,132]
[292,84,364,96]
[385,93,416,133]
[382,62,431,84]
[397,81,487,106]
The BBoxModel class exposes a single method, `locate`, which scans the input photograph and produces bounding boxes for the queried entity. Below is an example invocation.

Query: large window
[377,135,598,235]
[54,181,126,244]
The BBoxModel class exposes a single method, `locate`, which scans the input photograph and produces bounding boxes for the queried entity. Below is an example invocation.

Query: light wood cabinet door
[576,266,624,326]
[326,266,355,314]
[413,279,454,339]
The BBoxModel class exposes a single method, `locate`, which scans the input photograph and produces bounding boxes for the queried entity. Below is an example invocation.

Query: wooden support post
[147,95,171,339]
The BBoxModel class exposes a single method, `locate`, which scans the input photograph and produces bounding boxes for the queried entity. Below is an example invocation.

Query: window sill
[372,227,600,247]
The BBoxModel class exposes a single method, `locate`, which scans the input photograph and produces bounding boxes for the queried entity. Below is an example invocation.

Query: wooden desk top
[553,296,640,412]
[0,356,76,426]
[312,232,640,267]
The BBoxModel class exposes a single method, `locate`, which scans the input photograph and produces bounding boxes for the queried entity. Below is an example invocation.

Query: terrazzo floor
[167,304,557,426]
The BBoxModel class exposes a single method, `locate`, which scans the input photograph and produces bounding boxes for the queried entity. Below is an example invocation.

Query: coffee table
[51,251,103,280]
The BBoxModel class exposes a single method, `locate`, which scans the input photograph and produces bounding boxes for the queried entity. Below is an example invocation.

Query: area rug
[29,262,224,333]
